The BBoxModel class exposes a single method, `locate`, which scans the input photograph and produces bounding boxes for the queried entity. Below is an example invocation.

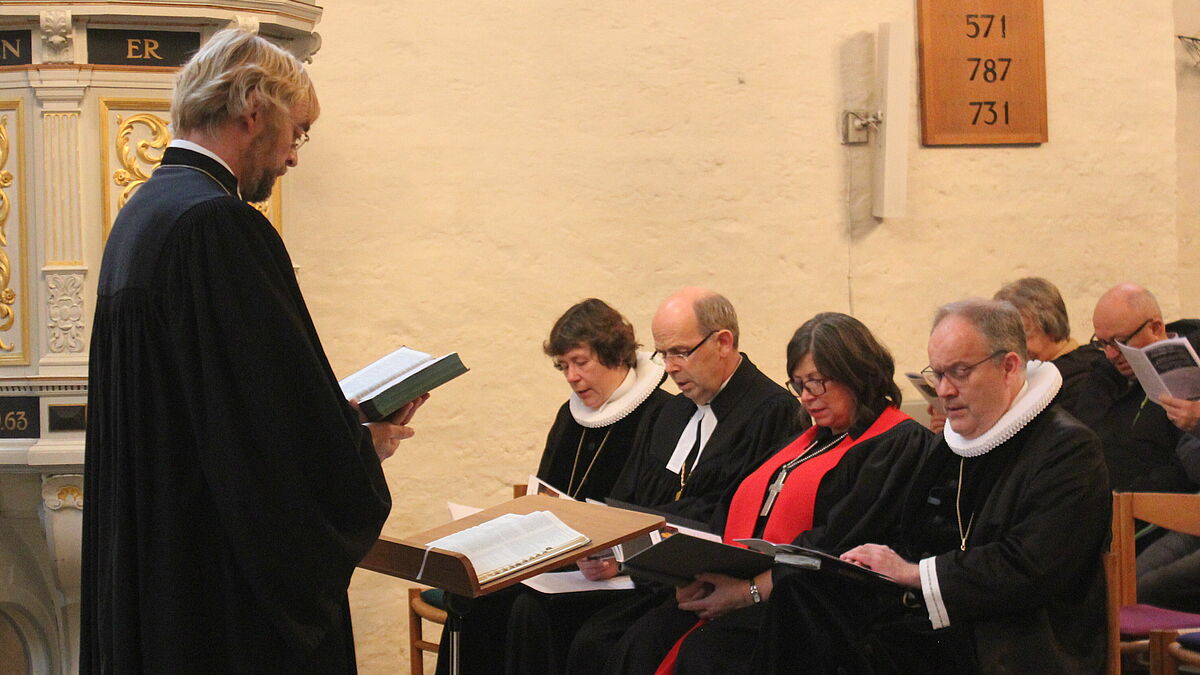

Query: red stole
[722,406,911,547]
[656,406,911,675]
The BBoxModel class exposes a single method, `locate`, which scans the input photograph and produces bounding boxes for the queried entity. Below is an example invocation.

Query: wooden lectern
[358,495,664,673]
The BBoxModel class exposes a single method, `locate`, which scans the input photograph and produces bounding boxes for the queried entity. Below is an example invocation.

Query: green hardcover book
[338,347,468,422]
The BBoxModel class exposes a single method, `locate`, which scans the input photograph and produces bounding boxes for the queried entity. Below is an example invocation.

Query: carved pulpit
[0,4,321,672]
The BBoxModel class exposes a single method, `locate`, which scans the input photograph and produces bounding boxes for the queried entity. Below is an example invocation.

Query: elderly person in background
[992,276,1102,415]
[606,313,930,674]
[437,298,670,675]
[751,299,1109,674]
[1073,283,1200,492]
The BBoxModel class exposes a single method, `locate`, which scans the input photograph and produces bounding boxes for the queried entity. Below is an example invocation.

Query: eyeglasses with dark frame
[1089,318,1152,350]
[787,377,829,398]
[921,350,1006,388]
[291,123,310,152]
[651,330,717,367]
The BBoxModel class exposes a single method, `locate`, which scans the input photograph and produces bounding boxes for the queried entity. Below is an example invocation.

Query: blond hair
[172,28,319,135]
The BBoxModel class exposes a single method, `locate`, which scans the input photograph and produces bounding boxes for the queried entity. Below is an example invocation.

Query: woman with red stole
[605,312,931,675]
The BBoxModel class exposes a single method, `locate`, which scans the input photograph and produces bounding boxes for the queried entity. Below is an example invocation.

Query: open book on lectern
[357,495,665,598]
[425,511,588,585]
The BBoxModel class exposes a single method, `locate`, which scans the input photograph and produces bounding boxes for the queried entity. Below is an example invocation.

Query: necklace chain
[956,457,975,551]
[173,164,234,197]
[567,427,613,498]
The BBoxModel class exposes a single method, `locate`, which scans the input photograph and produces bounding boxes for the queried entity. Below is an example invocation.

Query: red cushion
[1119,604,1200,639]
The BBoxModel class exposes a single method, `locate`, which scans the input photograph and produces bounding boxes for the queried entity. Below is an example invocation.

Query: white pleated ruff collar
[944,360,1062,458]
[568,352,665,429]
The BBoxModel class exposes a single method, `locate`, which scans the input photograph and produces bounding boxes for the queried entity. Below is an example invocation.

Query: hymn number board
[917,0,1047,145]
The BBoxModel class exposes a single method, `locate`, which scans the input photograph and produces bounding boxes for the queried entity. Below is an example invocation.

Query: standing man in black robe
[80,28,425,673]
[752,299,1109,674]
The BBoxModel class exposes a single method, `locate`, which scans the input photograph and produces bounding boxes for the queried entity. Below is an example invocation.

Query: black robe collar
[709,353,767,421]
[160,146,239,197]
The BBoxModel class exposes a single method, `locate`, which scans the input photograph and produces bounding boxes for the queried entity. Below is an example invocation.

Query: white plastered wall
[281,1,1185,669]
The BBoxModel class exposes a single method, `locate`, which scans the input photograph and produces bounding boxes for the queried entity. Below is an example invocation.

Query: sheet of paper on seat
[447,502,483,520]
[520,570,635,594]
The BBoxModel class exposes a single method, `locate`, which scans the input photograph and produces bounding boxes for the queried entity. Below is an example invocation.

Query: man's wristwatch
[748,581,762,604]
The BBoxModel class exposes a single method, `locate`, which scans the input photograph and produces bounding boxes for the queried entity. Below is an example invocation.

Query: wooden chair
[1107,492,1200,674]
[1149,628,1200,675]
[407,483,530,674]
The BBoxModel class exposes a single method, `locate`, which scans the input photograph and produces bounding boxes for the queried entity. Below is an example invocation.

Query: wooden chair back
[1107,492,1200,674]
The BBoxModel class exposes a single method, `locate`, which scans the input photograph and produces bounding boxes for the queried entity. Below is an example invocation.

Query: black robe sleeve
[166,199,390,650]
[926,411,1109,625]
[795,419,932,552]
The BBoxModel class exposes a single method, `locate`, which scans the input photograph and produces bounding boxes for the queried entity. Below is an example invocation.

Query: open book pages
[339,347,439,401]
[1117,336,1200,404]
[425,511,590,585]
[904,372,945,414]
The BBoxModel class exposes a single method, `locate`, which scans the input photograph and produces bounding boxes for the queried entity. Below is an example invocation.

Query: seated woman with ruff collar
[538,298,672,503]
[605,312,931,674]
[436,298,670,674]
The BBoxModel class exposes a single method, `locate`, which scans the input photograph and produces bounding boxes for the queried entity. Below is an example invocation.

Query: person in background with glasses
[751,298,1109,674]
[605,313,930,674]
[557,287,804,675]
[1071,283,1200,494]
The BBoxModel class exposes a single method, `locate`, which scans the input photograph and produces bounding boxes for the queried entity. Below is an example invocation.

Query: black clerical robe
[557,355,803,674]
[81,148,390,673]
[1049,344,1104,418]
[608,354,805,524]
[1073,361,1192,492]
[538,389,672,500]
[754,405,1110,674]
[604,407,931,675]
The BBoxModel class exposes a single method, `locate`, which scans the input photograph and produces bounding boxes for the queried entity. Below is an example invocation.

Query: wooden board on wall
[918,0,1047,145]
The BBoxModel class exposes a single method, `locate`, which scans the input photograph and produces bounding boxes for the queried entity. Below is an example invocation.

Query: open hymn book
[425,511,590,585]
[1117,336,1200,404]
[338,346,468,421]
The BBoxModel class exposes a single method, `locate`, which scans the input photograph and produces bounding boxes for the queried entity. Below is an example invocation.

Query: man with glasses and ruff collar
[750,299,1109,674]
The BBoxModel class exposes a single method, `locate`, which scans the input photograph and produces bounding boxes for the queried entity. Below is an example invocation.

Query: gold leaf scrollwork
[0,115,18,351]
[113,112,170,209]
[57,485,82,508]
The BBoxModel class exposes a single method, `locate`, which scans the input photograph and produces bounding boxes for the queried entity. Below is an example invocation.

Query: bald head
[1092,283,1167,377]
[651,287,741,405]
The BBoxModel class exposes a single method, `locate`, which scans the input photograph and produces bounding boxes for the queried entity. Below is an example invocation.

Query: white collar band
[568,352,665,428]
[943,360,1062,458]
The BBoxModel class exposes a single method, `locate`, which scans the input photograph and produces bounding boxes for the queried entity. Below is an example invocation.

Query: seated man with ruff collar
[751,299,1109,674]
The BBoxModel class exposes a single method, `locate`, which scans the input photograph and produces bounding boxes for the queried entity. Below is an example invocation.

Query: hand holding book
[839,543,918,588]
[352,392,429,462]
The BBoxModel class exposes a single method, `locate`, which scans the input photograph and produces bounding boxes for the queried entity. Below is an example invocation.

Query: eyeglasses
[1089,318,1152,350]
[921,350,1005,388]
[291,123,310,152]
[787,377,829,398]
[651,330,717,366]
